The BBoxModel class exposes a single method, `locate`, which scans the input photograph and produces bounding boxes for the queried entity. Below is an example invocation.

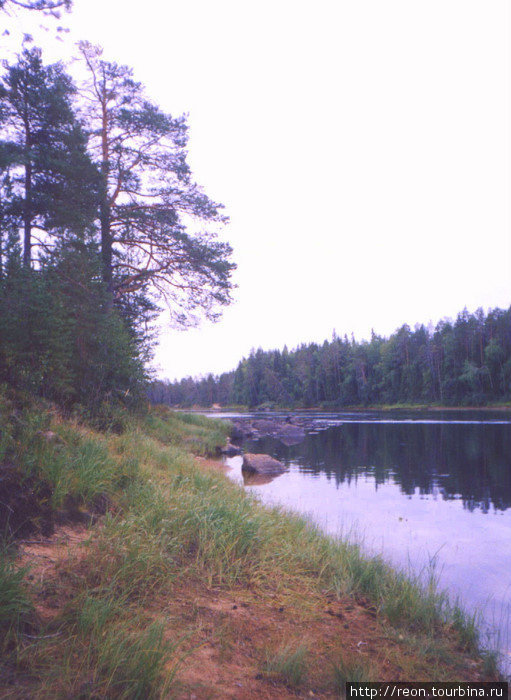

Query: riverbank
[186,403,511,413]
[0,396,504,698]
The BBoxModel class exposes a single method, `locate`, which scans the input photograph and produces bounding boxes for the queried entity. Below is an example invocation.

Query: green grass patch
[263,641,309,687]
[0,552,32,646]
[140,406,230,456]
[333,652,375,690]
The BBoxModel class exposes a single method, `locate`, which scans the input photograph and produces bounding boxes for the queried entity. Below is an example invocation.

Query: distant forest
[150,306,511,408]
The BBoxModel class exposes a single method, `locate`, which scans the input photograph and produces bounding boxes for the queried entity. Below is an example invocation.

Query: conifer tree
[0,48,98,266]
[77,42,235,324]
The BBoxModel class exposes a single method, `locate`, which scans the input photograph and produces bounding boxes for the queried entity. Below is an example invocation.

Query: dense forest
[0,3,235,421]
[150,306,511,408]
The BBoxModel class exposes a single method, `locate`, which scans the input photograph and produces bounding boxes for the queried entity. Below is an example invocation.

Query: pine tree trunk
[100,101,113,308]
[23,159,32,267]
[100,165,113,308]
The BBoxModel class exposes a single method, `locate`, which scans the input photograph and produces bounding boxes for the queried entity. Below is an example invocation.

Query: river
[209,409,511,674]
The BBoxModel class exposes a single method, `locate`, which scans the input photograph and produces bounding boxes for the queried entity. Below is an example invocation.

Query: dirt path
[164,581,394,699]
[17,524,92,626]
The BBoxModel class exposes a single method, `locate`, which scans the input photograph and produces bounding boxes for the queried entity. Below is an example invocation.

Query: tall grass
[70,593,177,699]
[263,641,309,687]
[94,621,176,699]
[22,601,179,699]
[333,653,374,688]
[0,552,32,645]
[140,407,230,456]
[2,409,132,509]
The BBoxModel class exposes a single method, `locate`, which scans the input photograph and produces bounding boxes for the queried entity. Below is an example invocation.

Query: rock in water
[242,453,286,475]
[220,443,242,456]
[276,424,306,446]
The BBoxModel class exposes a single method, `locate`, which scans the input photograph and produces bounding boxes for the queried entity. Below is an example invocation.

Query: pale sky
[3,1,511,380]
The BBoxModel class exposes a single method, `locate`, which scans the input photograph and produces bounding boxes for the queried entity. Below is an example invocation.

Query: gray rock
[275,424,306,446]
[230,424,245,440]
[242,453,286,475]
[220,443,242,456]
[252,419,277,432]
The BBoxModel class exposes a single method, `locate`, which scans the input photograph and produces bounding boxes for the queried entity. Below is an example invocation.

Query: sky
[3,0,511,380]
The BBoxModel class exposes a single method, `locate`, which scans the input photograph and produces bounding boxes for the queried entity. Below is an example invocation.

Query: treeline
[0,2,234,420]
[150,306,511,408]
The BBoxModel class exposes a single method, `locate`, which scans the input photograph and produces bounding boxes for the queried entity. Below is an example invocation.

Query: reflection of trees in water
[251,423,511,512]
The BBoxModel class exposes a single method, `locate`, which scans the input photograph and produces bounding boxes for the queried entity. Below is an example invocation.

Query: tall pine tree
[78,42,235,324]
[0,48,98,266]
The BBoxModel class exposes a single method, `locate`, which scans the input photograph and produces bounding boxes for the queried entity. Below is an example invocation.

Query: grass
[139,406,230,456]
[333,653,374,688]
[0,552,32,646]
[451,602,480,651]
[0,393,505,696]
[75,614,177,700]
[13,612,178,699]
[262,641,309,687]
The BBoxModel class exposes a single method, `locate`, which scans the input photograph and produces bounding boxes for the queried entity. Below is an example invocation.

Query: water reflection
[242,471,284,486]
[248,422,511,513]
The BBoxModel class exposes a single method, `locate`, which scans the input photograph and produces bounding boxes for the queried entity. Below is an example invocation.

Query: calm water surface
[217,410,511,671]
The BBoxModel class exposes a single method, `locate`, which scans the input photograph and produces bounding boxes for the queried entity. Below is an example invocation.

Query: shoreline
[1,402,505,697]
[182,403,511,413]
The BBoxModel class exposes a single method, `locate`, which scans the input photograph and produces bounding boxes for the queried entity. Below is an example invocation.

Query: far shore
[177,403,511,413]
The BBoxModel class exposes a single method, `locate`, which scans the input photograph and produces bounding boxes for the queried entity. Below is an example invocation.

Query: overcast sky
[4,0,511,380]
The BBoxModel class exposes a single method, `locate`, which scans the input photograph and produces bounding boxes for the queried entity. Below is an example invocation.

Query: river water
[213,409,511,673]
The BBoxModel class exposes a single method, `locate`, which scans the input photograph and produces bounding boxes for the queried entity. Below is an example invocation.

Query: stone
[242,453,286,475]
[230,424,245,440]
[275,424,306,446]
[220,443,242,456]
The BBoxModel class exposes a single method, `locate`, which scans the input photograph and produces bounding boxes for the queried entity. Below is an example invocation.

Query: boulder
[220,442,242,456]
[229,416,310,444]
[242,453,286,475]
[275,424,306,446]
[230,420,256,439]
[252,419,278,432]
[230,424,245,441]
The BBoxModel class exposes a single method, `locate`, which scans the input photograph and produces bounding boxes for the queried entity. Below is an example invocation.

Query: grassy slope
[0,396,503,698]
